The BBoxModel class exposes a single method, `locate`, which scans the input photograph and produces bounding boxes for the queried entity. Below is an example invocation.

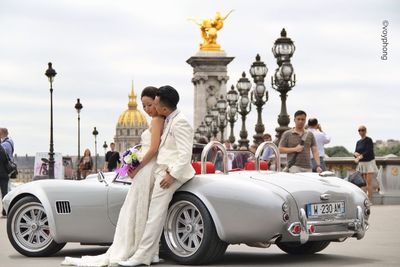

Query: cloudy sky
[0,0,398,156]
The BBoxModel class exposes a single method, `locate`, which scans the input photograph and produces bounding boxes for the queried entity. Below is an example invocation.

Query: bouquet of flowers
[116,147,141,176]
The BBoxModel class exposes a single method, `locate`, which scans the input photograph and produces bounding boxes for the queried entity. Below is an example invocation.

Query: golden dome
[117,83,148,127]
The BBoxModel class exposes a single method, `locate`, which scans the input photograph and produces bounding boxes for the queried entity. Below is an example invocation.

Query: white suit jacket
[157,110,195,183]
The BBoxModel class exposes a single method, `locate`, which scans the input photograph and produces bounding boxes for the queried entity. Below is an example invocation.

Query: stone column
[187,51,234,137]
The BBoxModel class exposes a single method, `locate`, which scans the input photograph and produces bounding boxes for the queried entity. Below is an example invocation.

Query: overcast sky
[0,0,399,156]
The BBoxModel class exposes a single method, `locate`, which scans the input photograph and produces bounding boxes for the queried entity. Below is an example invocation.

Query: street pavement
[1,204,400,267]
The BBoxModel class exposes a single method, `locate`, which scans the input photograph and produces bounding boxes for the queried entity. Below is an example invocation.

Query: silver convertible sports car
[2,141,370,265]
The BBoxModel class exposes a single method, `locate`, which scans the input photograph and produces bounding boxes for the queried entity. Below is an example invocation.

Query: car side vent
[56,201,71,214]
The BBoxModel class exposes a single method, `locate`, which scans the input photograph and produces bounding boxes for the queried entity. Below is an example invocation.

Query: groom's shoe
[118,259,144,266]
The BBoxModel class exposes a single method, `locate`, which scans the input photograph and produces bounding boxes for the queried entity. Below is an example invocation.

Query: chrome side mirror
[97,171,109,186]
[254,141,281,172]
[200,141,228,174]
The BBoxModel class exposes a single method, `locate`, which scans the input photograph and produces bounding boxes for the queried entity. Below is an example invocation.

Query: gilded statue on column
[189,10,233,51]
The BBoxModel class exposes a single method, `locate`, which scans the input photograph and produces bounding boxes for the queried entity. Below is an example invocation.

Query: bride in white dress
[62,87,164,267]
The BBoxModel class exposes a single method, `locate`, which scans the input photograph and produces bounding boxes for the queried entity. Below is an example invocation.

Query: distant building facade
[375,139,400,149]
[114,85,148,152]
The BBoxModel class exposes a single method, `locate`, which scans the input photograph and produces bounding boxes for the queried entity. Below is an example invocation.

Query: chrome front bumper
[288,206,369,243]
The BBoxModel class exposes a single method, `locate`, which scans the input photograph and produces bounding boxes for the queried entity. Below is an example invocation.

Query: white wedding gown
[62,129,157,266]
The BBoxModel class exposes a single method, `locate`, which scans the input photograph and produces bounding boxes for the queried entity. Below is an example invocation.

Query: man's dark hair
[157,85,179,110]
[110,142,115,146]
[308,118,318,127]
[294,110,307,118]
[141,86,158,100]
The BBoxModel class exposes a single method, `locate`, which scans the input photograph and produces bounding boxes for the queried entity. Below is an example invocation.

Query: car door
[107,175,131,226]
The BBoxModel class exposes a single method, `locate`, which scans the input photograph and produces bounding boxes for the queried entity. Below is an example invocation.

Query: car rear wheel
[161,193,228,265]
[7,196,66,256]
[277,240,331,255]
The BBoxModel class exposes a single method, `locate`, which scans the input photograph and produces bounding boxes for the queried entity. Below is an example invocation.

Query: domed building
[114,85,148,152]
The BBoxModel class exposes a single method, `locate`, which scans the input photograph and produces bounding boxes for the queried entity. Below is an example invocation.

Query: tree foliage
[325,146,352,157]
[374,144,400,157]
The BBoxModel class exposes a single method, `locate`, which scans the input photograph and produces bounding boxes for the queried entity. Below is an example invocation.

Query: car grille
[55,201,71,214]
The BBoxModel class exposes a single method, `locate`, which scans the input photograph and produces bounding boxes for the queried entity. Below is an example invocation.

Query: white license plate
[307,201,345,217]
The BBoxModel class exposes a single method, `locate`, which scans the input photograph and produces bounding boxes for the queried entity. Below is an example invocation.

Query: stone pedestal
[374,162,400,205]
[187,51,234,138]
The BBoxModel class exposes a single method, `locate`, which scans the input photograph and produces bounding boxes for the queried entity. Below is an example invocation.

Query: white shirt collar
[165,109,179,123]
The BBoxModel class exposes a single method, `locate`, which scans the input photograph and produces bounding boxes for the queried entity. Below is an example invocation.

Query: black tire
[7,196,66,257]
[161,193,228,265]
[277,240,331,255]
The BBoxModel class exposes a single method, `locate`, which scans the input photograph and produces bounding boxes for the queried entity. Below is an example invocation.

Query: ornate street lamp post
[271,28,296,143]
[227,85,239,144]
[236,72,252,150]
[204,111,214,142]
[103,141,108,155]
[92,127,99,172]
[45,62,57,179]
[198,122,207,139]
[74,98,83,179]
[211,107,219,140]
[194,129,201,142]
[249,54,268,146]
[216,95,227,142]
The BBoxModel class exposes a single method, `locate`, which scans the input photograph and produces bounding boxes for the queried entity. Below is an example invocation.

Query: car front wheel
[161,193,228,265]
[277,240,331,255]
[7,196,66,256]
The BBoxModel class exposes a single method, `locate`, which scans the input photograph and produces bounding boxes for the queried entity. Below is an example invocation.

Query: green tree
[374,144,400,156]
[325,146,353,157]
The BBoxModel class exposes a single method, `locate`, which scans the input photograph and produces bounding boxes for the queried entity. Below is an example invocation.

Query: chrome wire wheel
[11,202,53,253]
[164,200,204,257]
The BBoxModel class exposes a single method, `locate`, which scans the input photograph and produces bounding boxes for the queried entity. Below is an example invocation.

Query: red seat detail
[192,161,216,174]
[244,160,269,171]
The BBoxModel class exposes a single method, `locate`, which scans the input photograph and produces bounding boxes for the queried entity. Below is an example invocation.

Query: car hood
[2,178,106,213]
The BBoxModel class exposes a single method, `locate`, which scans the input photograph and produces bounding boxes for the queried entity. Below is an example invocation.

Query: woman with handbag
[354,125,378,200]
[79,149,93,179]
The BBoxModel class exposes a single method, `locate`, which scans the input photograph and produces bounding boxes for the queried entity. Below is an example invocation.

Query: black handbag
[0,145,18,179]
[347,171,366,187]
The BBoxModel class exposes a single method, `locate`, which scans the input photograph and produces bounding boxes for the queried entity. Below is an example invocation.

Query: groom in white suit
[119,85,195,266]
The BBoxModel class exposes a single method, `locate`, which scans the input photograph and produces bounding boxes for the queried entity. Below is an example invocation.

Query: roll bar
[254,141,281,172]
[200,141,228,174]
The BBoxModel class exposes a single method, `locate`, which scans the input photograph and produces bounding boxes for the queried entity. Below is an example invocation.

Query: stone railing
[326,156,400,204]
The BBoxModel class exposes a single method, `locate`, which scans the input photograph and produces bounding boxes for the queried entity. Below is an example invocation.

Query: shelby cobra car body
[2,141,370,265]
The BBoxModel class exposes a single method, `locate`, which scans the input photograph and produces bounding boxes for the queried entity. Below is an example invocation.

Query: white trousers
[129,167,183,265]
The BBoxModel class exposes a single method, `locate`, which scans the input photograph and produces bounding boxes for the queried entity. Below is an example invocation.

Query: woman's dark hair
[157,85,179,109]
[141,86,158,99]
[294,110,307,118]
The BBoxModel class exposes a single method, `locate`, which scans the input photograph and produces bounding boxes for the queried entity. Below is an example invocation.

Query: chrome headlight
[282,202,289,212]
[364,198,372,208]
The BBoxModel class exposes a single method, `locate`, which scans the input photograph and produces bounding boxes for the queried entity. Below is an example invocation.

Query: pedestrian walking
[79,149,93,179]
[308,118,331,172]
[103,142,120,172]
[279,110,321,173]
[354,125,378,200]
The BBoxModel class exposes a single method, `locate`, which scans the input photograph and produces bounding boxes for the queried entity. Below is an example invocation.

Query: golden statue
[189,10,233,51]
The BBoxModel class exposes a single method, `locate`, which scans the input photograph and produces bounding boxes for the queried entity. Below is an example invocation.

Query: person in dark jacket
[354,125,378,200]
[0,145,9,216]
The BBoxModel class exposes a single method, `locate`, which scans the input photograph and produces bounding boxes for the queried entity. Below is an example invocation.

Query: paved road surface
[1,204,399,267]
